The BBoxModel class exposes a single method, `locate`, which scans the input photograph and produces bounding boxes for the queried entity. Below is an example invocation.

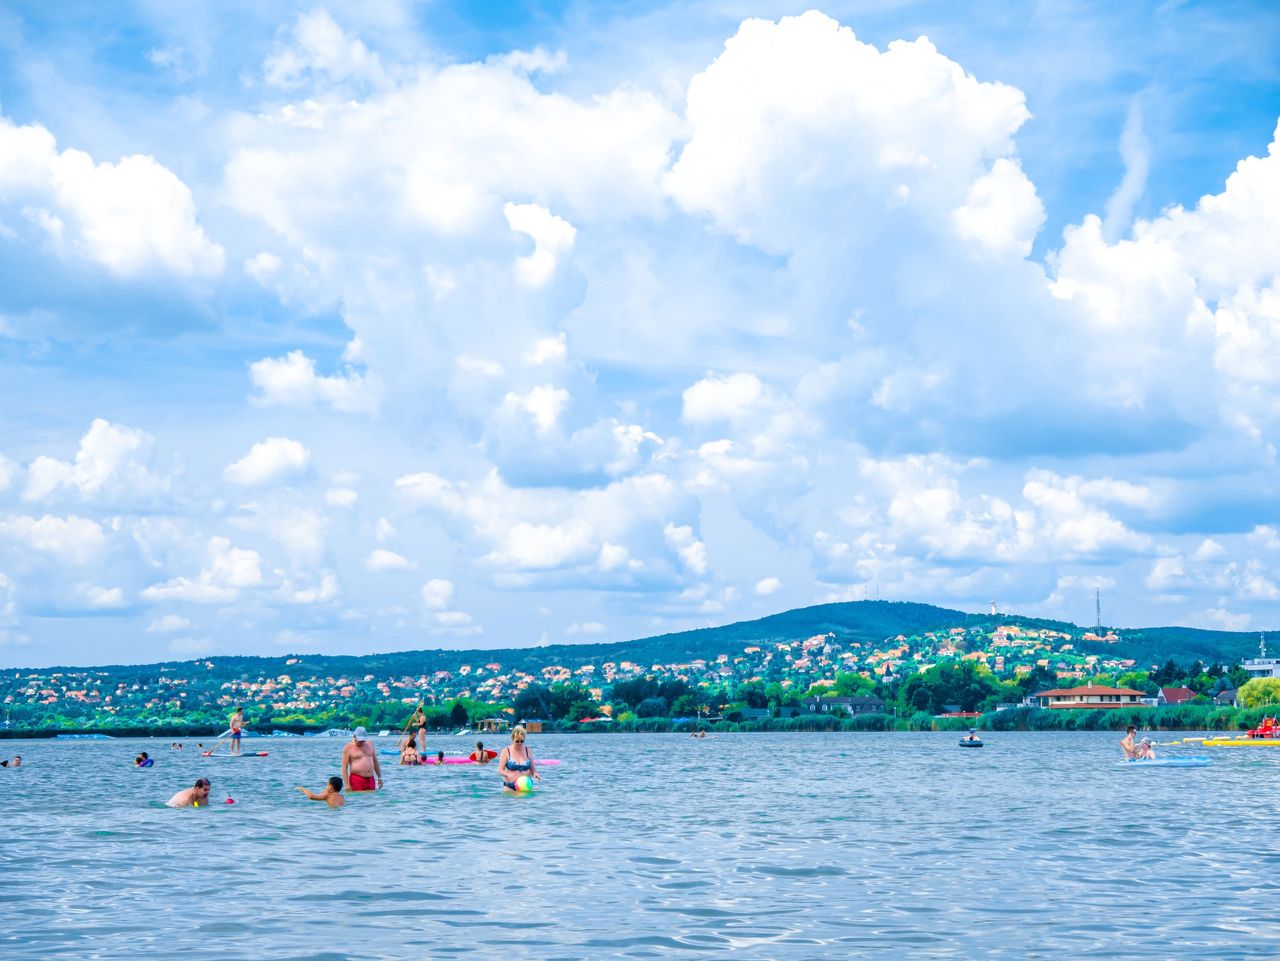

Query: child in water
[296,776,346,808]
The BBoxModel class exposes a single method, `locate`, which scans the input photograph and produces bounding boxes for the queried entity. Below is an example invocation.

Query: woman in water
[497,725,540,791]
[401,740,421,765]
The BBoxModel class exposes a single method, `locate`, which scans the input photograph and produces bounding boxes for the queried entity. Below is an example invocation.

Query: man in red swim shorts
[342,727,382,792]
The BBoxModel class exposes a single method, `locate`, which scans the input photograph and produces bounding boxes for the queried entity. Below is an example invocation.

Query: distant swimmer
[297,776,346,808]
[135,752,154,768]
[435,750,445,766]
[167,777,212,808]
[1120,726,1138,759]
[229,706,244,756]
[400,741,421,766]
[342,727,382,792]
[469,741,496,764]
[11,756,20,767]
[498,725,540,792]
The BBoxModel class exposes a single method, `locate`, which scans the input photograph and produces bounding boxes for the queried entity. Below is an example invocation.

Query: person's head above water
[1126,726,1136,734]
[328,775,343,792]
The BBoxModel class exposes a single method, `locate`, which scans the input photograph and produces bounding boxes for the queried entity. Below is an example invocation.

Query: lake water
[1,730,1277,960]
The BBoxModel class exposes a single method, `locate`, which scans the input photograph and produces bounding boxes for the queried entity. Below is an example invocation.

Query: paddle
[400,698,426,748]
[202,728,234,757]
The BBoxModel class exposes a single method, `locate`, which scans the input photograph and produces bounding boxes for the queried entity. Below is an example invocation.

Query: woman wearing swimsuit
[497,725,540,791]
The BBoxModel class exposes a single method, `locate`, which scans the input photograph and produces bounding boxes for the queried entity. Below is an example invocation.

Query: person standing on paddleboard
[411,706,427,753]
[342,727,382,792]
[229,706,244,756]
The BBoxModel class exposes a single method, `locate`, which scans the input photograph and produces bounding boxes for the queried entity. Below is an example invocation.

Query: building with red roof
[1158,687,1197,706]
[1029,682,1146,709]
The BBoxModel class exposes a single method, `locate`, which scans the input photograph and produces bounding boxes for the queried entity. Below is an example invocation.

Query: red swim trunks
[349,772,377,792]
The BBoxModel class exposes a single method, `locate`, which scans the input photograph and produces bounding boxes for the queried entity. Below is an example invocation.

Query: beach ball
[515,775,534,792]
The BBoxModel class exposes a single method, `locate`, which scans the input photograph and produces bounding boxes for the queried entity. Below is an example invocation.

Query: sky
[1,1,1280,667]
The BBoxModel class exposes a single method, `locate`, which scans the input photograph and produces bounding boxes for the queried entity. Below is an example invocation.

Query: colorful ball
[515,775,534,792]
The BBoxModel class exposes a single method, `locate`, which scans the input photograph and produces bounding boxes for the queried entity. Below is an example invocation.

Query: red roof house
[1158,687,1197,705]
[1031,683,1147,709]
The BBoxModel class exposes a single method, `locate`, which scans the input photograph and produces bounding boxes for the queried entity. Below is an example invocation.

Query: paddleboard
[204,751,269,758]
[380,751,561,765]
[1118,756,1212,767]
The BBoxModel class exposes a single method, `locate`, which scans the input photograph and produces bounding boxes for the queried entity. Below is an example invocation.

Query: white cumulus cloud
[224,437,311,486]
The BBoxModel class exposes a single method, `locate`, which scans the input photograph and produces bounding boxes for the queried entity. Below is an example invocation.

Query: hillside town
[3,620,1193,733]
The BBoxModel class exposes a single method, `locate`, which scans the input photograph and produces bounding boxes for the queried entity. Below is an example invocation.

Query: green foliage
[1238,678,1280,709]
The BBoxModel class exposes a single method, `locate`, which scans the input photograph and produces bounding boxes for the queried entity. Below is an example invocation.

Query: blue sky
[1,1,1279,667]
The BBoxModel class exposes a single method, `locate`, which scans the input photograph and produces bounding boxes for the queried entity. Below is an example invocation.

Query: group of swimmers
[1120,726,1156,759]
[135,751,154,767]
[398,737,498,767]
[164,723,541,808]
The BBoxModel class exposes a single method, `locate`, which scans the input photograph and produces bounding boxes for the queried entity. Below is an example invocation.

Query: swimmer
[12,755,20,767]
[167,777,212,808]
[497,725,540,791]
[1135,737,1156,760]
[435,750,445,766]
[341,727,382,792]
[296,776,345,808]
[400,741,421,766]
[135,752,154,767]
[470,741,494,764]
[1120,725,1138,759]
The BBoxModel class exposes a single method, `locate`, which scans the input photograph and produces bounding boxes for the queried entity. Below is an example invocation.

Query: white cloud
[263,10,389,90]
[501,385,570,435]
[421,578,455,610]
[141,537,263,603]
[682,373,763,425]
[326,487,358,507]
[664,522,708,576]
[278,571,340,604]
[666,11,1034,257]
[951,157,1044,258]
[525,332,568,365]
[82,585,125,609]
[754,576,782,596]
[504,202,577,287]
[483,519,595,570]
[0,115,224,277]
[0,514,106,564]
[23,419,157,502]
[375,518,397,542]
[0,454,19,492]
[367,549,411,572]
[224,437,311,486]
[147,614,191,633]
[249,350,382,413]
[566,621,606,635]
[169,637,214,655]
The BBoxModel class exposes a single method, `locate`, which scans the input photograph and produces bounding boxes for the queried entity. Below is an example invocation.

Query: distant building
[1213,689,1239,708]
[800,695,886,715]
[1157,687,1197,706]
[1028,683,1146,709]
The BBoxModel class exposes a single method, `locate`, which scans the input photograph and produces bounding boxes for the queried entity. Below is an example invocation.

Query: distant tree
[1238,678,1280,709]
[449,701,469,727]
[833,672,877,697]
[636,696,668,718]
